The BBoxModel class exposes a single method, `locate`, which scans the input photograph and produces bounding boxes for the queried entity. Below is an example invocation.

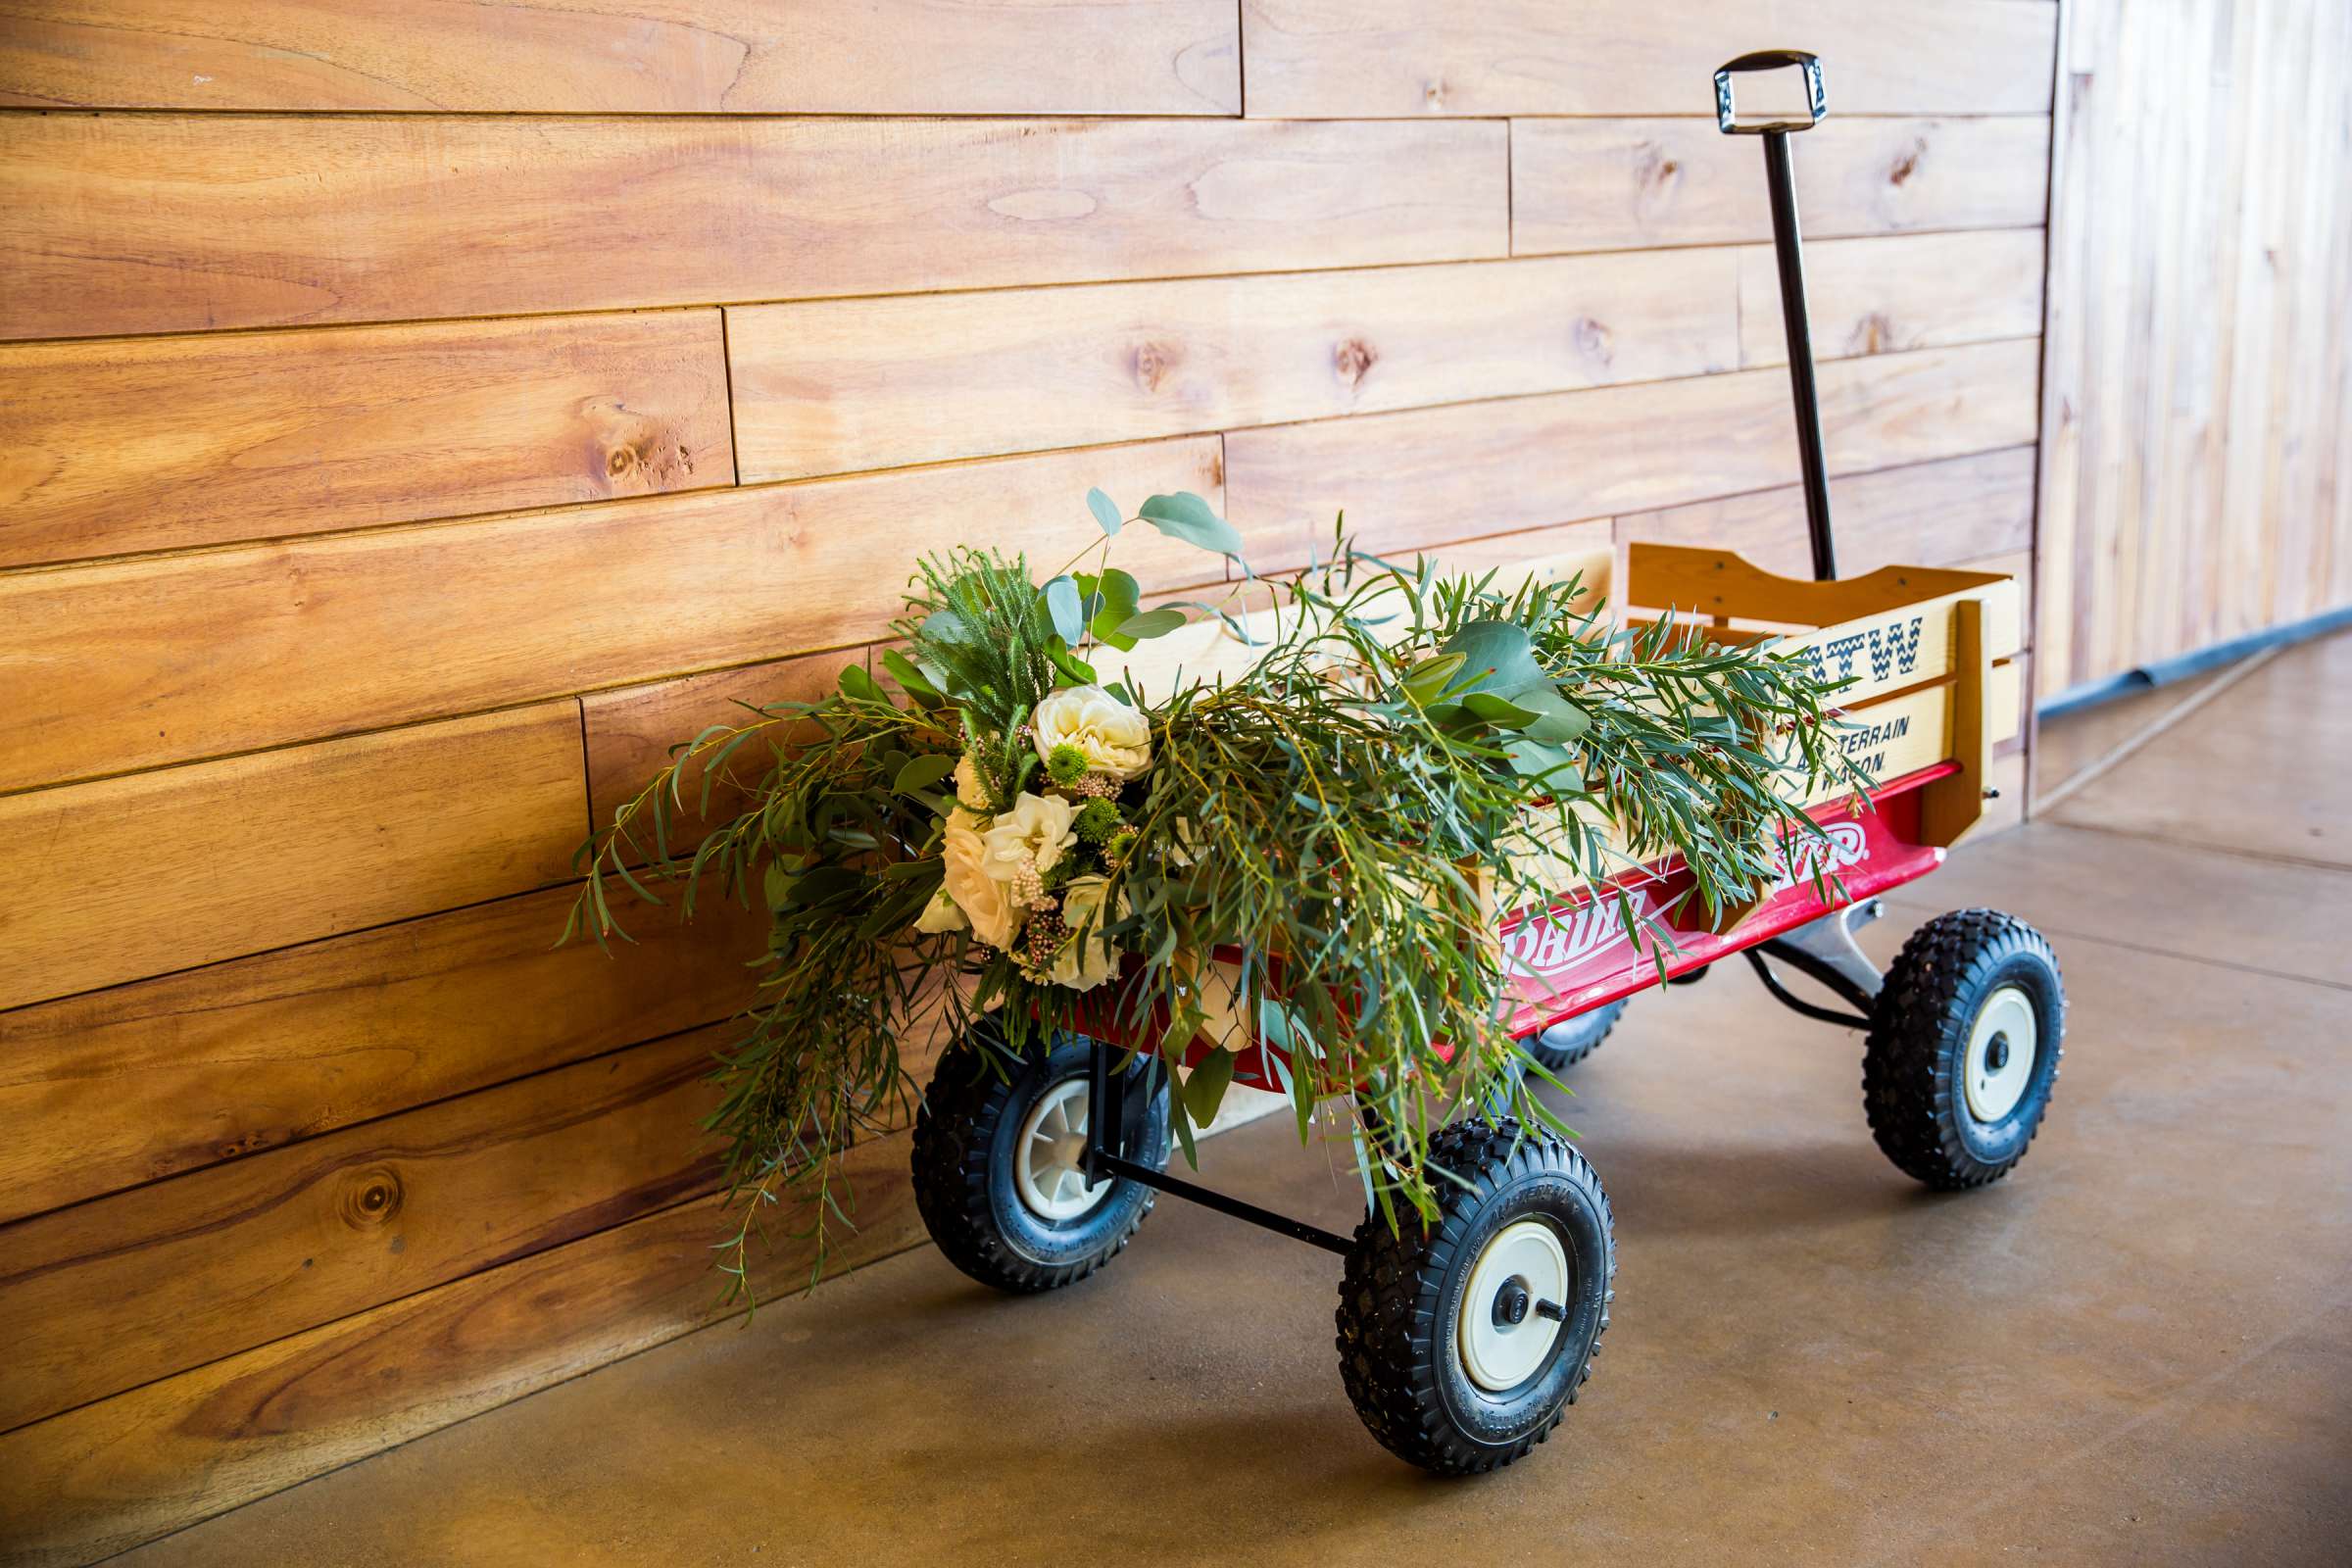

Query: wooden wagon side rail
[1624,542,2019,847]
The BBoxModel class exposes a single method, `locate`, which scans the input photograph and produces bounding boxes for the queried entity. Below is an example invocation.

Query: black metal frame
[1716,49,1838,583]
[1743,947,1874,1031]
[1080,1041,1354,1255]
[1720,48,1884,1032]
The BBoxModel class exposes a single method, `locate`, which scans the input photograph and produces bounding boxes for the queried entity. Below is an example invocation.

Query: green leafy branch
[562,493,1868,1302]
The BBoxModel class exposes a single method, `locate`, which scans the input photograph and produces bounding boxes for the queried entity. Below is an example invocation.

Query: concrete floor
[122,633,2352,1567]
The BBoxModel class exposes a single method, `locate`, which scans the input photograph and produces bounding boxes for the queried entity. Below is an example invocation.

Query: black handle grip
[1714,50,1826,135]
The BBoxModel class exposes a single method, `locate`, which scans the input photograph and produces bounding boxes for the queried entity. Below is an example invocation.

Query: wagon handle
[1715,49,1837,580]
[1712,50,1826,136]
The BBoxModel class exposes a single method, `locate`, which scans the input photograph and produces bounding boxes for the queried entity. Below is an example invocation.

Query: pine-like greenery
[568,497,1868,1300]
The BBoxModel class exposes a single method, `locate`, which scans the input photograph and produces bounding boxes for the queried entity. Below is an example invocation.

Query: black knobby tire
[1335,1118,1615,1475]
[1526,999,1627,1072]
[1864,908,2065,1189]
[910,1027,1170,1294]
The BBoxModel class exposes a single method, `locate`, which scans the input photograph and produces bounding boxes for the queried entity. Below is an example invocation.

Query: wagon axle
[1492,1281,1568,1327]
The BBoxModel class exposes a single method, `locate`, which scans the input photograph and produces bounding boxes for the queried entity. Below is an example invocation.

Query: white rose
[1046,874,1124,992]
[913,887,966,935]
[940,812,1020,950]
[953,752,992,811]
[1033,685,1152,780]
[981,791,1078,881]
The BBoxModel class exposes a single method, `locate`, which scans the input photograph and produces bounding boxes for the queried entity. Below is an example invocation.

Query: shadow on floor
[119,632,2352,1568]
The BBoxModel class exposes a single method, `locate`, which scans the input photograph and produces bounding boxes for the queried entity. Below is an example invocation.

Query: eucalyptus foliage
[569,494,1868,1299]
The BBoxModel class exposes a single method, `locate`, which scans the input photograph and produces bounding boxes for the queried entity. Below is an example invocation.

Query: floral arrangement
[570,490,1866,1296]
[912,682,1145,989]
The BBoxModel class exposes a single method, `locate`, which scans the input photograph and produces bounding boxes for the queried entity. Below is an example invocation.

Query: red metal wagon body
[1187,761,1957,1097]
[909,48,2068,1479]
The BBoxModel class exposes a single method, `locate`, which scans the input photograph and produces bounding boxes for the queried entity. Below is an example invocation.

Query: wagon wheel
[1525,999,1628,1072]
[911,1024,1169,1293]
[1864,909,2066,1188]
[1335,1119,1614,1475]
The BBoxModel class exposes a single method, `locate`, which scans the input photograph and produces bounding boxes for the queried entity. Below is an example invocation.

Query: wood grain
[1996,650,2032,758]
[725,232,2043,487]
[0,1026,724,1432]
[0,439,1225,793]
[1978,750,2026,835]
[1412,519,1617,598]
[1227,340,2040,569]
[0,703,582,1011]
[0,1,2082,1548]
[0,115,1507,341]
[1976,547,2035,643]
[1241,0,2058,118]
[1624,546,2023,710]
[1615,447,2039,579]
[1739,229,2045,368]
[0,885,768,1225]
[1626,542,2021,652]
[2034,0,2351,700]
[0,311,733,567]
[0,0,1241,114]
[583,650,852,836]
[727,249,1739,481]
[1921,600,1994,844]
[0,1127,926,1568]
[1511,116,2051,255]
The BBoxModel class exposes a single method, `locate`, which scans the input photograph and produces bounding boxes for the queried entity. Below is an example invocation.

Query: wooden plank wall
[0,4,2055,1560]
[2035,0,2351,704]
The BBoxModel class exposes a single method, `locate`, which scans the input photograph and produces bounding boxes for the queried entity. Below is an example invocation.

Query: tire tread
[1526,999,1626,1072]
[1863,907,2064,1189]
[1334,1118,1615,1475]
[910,1042,1155,1294]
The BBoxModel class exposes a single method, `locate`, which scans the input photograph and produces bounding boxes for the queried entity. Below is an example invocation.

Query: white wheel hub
[1963,985,2039,1122]
[1014,1079,1109,1221]
[1457,1219,1570,1394]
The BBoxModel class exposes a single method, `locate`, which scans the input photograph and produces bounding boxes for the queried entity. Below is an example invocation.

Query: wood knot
[1888,141,1924,186]
[1571,316,1614,366]
[1132,340,1180,393]
[1423,78,1446,110]
[1333,337,1378,389]
[338,1165,404,1230]
[214,1130,279,1161]
[1853,312,1893,355]
[581,397,691,492]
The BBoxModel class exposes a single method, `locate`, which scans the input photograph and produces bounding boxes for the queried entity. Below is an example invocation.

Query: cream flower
[952,752,992,811]
[981,791,1078,881]
[1032,685,1152,780]
[940,812,1020,950]
[913,887,967,935]
[1046,874,1124,991]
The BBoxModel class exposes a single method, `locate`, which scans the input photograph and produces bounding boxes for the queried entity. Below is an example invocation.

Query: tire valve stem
[1534,1298,1568,1322]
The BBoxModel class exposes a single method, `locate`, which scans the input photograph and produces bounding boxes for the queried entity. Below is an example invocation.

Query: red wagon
[906,51,2066,1475]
